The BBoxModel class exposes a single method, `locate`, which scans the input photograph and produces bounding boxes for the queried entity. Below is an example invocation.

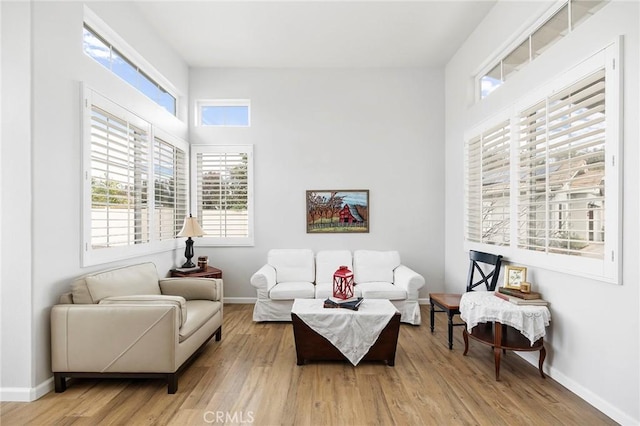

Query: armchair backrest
[267,249,315,283]
[70,262,161,304]
[353,250,401,284]
[315,250,353,285]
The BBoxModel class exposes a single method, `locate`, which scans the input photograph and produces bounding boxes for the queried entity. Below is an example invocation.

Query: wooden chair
[429,250,503,349]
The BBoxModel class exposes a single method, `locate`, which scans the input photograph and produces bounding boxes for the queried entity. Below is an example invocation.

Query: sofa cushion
[353,250,401,283]
[357,282,406,300]
[314,282,362,300]
[99,295,187,328]
[74,263,161,304]
[269,282,315,300]
[315,250,353,285]
[268,249,315,283]
[179,300,221,342]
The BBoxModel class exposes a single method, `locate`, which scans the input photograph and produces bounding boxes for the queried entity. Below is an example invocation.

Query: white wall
[0,1,189,400]
[189,67,445,301]
[445,1,639,424]
[0,0,34,401]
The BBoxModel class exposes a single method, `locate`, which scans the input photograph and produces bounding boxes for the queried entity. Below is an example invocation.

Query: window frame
[465,42,621,284]
[83,6,179,116]
[190,144,255,247]
[475,0,608,101]
[195,99,251,127]
[82,84,189,267]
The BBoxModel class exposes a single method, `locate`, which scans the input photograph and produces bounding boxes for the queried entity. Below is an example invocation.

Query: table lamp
[177,214,204,268]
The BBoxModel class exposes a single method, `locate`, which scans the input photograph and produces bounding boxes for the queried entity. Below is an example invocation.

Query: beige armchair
[51,262,223,394]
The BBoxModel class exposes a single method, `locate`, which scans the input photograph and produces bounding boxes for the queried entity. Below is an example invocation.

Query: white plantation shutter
[192,145,254,246]
[153,136,188,241]
[89,104,150,249]
[465,120,510,245]
[83,86,190,266]
[518,69,606,259]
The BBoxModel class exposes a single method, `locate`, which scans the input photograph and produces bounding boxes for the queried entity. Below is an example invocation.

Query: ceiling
[135,1,496,68]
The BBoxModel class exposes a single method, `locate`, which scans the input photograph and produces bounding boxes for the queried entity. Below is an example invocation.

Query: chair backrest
[466,250,503,292]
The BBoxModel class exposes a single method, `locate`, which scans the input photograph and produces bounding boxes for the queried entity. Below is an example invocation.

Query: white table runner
[291,299,397,365]
[460,292,551,345]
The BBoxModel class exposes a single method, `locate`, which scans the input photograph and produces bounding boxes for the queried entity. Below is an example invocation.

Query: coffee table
[291,299,401,366]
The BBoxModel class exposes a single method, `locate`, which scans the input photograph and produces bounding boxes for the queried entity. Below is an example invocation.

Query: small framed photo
[520,282,531,293]
[504,266,527,290]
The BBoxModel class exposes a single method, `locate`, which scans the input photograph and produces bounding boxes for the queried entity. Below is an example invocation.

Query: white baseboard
[223,297,256,304]
[517,352,637,425]
[0,377,53,402]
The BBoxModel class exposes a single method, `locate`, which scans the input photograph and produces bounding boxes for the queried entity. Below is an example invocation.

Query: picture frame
[504,266,527,290]
[306,190,369,233]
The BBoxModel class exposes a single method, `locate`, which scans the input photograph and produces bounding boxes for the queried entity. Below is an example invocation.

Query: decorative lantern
[332,266,354,300]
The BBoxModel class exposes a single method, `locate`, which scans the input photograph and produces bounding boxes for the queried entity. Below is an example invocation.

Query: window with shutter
[518,69,606,259]
[89,104,150,249]
[465,120,511,246]
[465,42,620,283]
[83,87,189,266]
[192,145,254,246]
[153,135,188,241]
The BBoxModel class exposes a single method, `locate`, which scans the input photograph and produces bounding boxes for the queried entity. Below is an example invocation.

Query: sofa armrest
[250,265,277,299]
[51,304,179,373]
[393,265,425,299]
[159,278,223,302]
[99,295,187,327]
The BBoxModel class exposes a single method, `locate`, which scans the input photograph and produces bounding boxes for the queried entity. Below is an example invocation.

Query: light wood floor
[1,304,615,425]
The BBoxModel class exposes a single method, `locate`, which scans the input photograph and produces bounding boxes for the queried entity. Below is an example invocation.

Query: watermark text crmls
[203,411,255,424]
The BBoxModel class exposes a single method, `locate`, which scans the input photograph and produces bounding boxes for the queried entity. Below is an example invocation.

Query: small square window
[197,100,250,127]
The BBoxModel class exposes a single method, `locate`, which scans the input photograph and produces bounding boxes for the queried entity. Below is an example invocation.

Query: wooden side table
[459,292,551,380]
[170,266,222,279]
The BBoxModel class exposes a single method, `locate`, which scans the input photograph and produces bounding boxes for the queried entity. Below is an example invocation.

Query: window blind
[153,137,188,241]
[518,69,606,258]
[193,145,253,243]
[90,105,150,248]
[465,120,511,246]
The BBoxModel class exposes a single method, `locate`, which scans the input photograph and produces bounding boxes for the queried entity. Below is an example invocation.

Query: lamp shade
[177,215,205,238]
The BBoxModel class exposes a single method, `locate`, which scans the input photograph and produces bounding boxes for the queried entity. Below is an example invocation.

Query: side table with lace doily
[459,291,551,380]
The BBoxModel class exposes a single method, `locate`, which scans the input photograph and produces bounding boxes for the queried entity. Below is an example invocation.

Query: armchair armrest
[250,265,277,299]
[393,265,425,299]
[159,278,222,301]
[51,304,180,373]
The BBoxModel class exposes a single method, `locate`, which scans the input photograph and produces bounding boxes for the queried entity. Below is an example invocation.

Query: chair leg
[429,301,435,333]
[447,310,455,350]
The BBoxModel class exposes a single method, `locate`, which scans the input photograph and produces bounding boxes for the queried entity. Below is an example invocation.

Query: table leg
[447,311,455,350]
[493,322,503,380]
[538,345,546,379]
[429,301,435,333]
[463,328,469,355]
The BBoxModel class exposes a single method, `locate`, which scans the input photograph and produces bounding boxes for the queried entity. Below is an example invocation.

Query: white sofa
[250,249,425,324]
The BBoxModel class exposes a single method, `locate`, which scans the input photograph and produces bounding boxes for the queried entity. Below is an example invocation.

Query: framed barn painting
[306,190,369,233]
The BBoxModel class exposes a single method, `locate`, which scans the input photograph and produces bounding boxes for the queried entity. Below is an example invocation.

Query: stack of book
[494,287,548,306]
[323,297,364,311]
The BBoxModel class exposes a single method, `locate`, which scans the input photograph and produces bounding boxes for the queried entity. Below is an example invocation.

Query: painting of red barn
[306,190,369,233]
